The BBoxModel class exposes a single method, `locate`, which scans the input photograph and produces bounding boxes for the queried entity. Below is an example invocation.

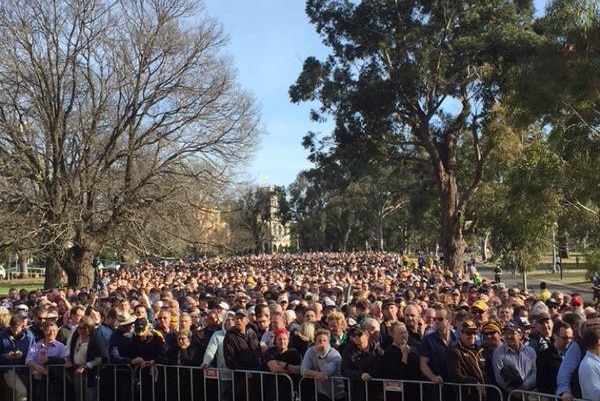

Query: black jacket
[223,326,262,370]
[536,343,562,395]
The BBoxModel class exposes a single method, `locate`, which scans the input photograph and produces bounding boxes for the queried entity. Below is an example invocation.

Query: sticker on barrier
[384,381,403,392]
[205,368,219,379]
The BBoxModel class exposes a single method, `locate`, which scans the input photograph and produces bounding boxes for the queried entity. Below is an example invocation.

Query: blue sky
[203,0,548,189]
[202,0,330,188]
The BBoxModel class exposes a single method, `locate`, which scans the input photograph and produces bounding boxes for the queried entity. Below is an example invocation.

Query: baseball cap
[234,308,248,317]
[471,300,489,312]
[571,294,583,307]
[134,318,148,333]
[481,321,501,334]
[462,319,478,333]
[502,322,522,333]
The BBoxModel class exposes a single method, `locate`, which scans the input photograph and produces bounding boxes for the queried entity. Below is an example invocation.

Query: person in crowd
[26,321,68,401]
[223,308,262,401]
[402,303,423,345]
[380,299,399,349]
[497,305,513,326]
[301,328,346,401]
[57,305,84,344]
[579,322,600,401]
[253,313,271,342]
[420,306,456,401]
[480,320,502,392]
[422,307,437,336]
[65,316,109,401]
[447,319,489,401]
[130,317,165,401]
[556,314,600,401]
[0,314,34,401]
[158,329,203,401]
[264,328,302,401]
[202,311,236,401]
[342,324,384,401]
[30,306,48,342]
[492,322,536,396]
[539,282,551,302]
[537,320,573,395]
[326,310,347,352]
[261,313,286,351]
[108,313,136,401]
[289,321,316,356]
[154,309,176,348]
[529,311,554,355]
[380,321,421,401]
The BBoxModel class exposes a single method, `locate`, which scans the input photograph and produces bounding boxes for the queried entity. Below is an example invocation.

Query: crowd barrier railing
[507,389,587,401]
[3,363,576,401]
[364,377,504,401]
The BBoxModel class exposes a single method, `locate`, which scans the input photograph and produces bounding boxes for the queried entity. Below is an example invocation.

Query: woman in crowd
[158,329,203,401]
[289,321,316,357]
[380,321,422,401]
[264,328,302,401]
[65,316,108,401]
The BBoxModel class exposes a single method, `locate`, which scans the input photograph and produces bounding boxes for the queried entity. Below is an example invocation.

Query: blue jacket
[0,327,35,373]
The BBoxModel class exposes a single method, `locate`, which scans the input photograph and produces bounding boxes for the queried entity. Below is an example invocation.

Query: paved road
[477,264,594,302]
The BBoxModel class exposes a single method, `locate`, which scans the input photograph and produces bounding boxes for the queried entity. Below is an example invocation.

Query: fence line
[2,363,574,401]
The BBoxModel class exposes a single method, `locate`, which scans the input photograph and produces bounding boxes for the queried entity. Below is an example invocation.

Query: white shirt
[579,351,600,401]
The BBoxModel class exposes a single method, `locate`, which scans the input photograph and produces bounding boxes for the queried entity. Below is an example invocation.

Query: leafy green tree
[291,0,541,269]
[490,139,564,275]
[516,0,600,248]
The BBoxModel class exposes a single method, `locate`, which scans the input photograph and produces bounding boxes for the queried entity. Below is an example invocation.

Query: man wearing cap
[546,298,561,319]
[570,294,584,311]
[492,322,536,395]
[447,319,489,401]
[529,311,554,355]
[341,324,384,401]
[380,299,399,349]
[130,317,165,401]
[223,309,262,401]
[480,320,502,392]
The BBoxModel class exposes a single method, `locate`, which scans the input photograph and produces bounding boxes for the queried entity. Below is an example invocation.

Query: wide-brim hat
[116,313,136,327]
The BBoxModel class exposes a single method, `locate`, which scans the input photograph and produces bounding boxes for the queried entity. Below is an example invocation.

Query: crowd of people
[0,251,599,401]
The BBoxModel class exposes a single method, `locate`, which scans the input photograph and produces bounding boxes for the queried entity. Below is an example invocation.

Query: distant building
[195,206,229,255]
[260,186,291,254]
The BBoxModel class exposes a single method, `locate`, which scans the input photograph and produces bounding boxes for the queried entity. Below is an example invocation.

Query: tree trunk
[374,218,384,252]
[439,173,465,270]
[62,245,95,288]
[481,232,491,262]
[44,256,62,290]
[17,251,28,277]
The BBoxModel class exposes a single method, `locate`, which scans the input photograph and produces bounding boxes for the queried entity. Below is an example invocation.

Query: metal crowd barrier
[366,378,504,401]
[1,362,573,401]
[507,389,586,401]
[298,375,350,401]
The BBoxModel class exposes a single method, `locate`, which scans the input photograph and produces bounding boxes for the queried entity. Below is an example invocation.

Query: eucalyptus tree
[0,0,261,287]
[291,0,542,269]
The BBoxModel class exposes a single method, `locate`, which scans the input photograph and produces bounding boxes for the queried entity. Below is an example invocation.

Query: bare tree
[0,0,261,288]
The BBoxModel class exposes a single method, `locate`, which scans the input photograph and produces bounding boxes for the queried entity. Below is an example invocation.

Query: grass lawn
[0,279,45,297]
